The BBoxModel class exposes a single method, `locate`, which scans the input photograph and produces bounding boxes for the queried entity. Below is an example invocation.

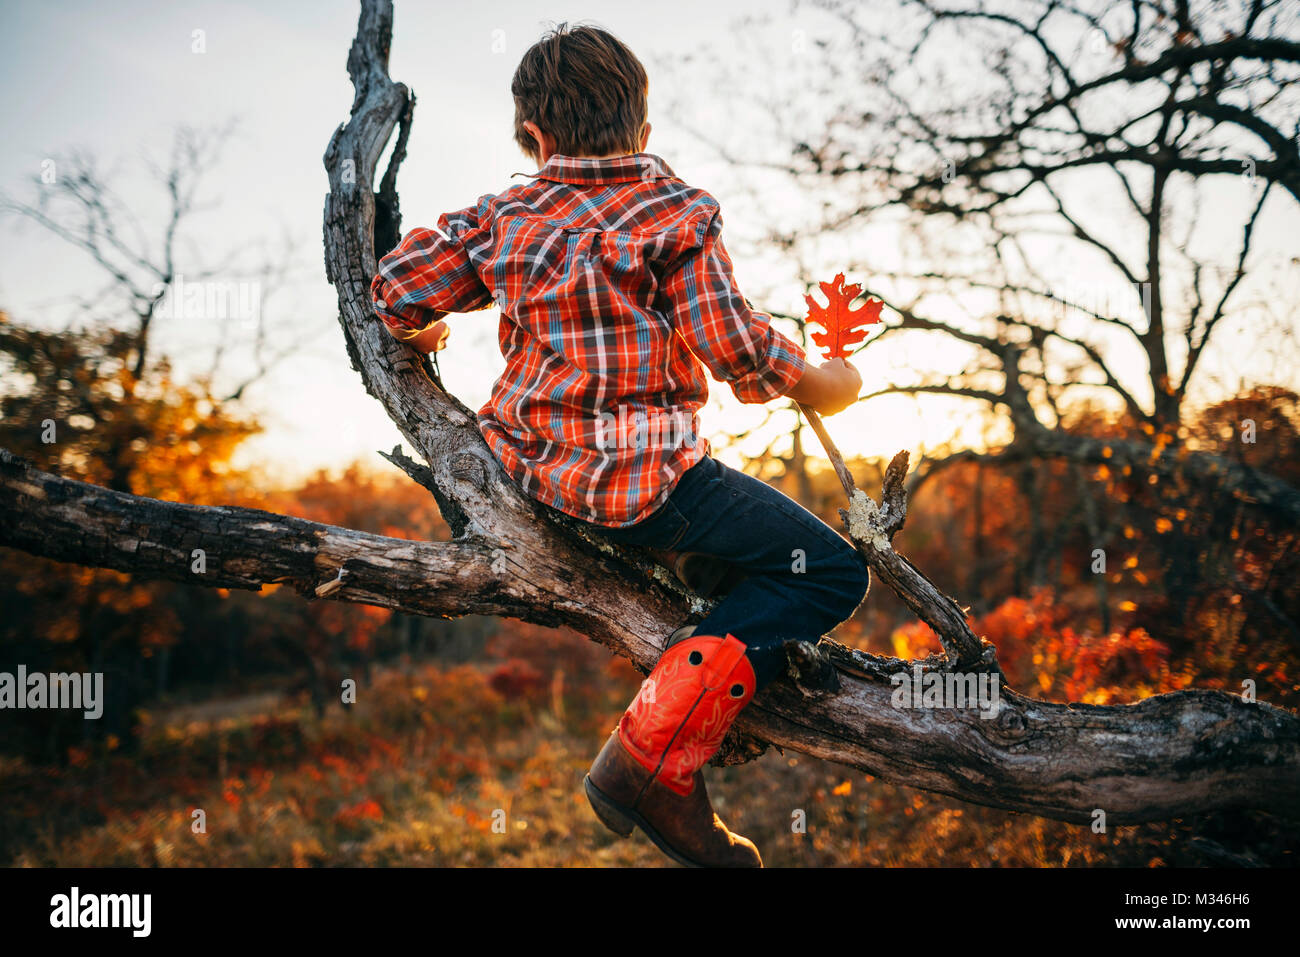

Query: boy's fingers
[416,319,450,352]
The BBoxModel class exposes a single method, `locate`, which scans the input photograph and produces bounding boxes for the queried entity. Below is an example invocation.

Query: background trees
[0,129,478,759]
[669,0,1299,676]
[0,0,1296,864]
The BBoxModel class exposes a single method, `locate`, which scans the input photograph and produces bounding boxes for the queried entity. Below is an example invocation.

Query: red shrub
[487,658,546,699]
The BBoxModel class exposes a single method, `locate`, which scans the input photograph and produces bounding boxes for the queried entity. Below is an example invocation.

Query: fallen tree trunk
[2,446,1298,823]
[1,0,1297,827]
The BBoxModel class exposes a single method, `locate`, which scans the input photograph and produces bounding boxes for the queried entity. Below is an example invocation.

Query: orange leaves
[334,798,384,829]
[804,273,883,360]
[487,659,546,700]
[901,587,1183,705]
[890,619,942,660]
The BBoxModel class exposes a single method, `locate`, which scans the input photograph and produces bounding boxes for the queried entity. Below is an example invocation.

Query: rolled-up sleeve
[371,204,494,337]
[661,206,806,404]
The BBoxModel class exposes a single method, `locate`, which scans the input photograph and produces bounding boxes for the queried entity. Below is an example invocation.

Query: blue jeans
[581,455,870,690]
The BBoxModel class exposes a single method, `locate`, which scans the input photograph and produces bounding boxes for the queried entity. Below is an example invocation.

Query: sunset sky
[1,0,1295,488]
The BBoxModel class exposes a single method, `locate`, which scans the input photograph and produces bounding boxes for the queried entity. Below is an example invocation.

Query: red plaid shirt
[371,152,806,527]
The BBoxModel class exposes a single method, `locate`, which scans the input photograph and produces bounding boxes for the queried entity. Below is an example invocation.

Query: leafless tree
[1,123,307,422]
[670,0,1300,512]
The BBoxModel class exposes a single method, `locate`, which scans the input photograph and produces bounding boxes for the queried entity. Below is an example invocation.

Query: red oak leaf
[804,273,883,360]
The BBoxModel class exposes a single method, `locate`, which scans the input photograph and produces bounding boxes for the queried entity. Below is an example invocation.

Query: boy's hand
[785,357,861,416]
[386,318,451,354]
[811,358,862,416]
[409,319,451,354]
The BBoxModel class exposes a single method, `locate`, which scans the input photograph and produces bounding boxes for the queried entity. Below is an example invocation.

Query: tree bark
[1,0,1297,827]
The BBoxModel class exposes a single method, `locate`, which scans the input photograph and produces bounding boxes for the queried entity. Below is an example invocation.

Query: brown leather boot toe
[585,730,762,868]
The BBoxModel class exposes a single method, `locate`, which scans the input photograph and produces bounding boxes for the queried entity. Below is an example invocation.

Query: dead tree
[676,0,1300,517]
[1,0,1297,826]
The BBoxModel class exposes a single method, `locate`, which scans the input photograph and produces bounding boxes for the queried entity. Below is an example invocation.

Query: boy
[371,23,868,868]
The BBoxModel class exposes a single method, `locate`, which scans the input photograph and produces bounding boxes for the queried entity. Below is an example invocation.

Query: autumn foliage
[1,309,1297,866]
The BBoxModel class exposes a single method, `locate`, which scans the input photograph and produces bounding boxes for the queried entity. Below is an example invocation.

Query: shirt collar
[513,152,677,186]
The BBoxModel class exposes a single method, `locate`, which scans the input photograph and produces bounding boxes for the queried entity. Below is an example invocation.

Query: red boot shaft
[617,633,756,797]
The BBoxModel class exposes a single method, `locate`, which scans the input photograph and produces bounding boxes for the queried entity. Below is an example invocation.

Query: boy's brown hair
[511,22,648,162]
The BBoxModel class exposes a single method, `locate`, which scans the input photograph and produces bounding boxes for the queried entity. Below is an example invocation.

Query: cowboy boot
[584,628,762,867]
